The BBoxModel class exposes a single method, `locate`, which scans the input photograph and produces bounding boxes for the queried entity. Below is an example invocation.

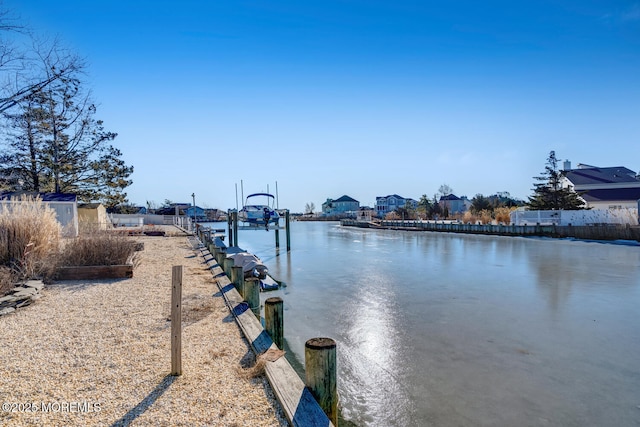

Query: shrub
[494,207,515,224]
[462,211,477,224]
[0,195,61,293]
[58,228,141,267]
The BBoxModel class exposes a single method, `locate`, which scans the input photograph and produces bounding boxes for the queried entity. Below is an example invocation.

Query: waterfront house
[375,194,418,217]
[322,195,360,216]
[562,162,640,209]
[438,194,469,215]
[184,205,208,222]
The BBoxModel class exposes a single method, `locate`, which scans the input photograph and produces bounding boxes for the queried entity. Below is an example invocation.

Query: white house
[561,162,640,209]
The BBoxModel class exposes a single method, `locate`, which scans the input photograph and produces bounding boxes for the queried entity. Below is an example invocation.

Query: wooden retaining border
[341,219,640,242]
[189,236,334,427]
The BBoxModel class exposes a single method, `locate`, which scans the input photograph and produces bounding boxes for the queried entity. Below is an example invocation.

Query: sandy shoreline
[0,226,287,426]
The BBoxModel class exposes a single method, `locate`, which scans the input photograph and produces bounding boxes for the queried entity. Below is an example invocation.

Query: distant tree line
[0,7,132,209]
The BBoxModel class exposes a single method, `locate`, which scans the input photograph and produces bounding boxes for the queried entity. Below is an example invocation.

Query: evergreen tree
[417,194,433,219]
[0,43,133,208]
[470,194,492,213]
[528,151,584,210]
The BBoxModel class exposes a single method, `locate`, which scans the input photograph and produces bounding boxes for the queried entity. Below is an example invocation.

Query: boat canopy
[246,193,275,199]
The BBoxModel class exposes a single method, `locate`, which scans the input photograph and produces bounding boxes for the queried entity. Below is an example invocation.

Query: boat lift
[227,208,291,252]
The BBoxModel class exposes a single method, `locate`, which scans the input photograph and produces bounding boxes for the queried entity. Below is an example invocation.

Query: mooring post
[227,210,233,247]
[265,297,284,349]
[285,210,291,252]
[171,265,183,376]
[223,256,234,278]
[305,337,337,425]
[216,246,227,267]
[232,210,239,247]
[275,228,280,249]
[244,278,260,319]
[231,265,244,294]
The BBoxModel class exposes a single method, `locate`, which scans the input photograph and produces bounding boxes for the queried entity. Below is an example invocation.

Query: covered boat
[238,193,280,229]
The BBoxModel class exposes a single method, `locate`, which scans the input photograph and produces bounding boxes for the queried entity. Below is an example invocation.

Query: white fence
[108,214,194,230]
[510,208,639,226]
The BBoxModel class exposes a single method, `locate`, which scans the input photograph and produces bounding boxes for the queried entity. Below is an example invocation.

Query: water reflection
[222,222,640,426]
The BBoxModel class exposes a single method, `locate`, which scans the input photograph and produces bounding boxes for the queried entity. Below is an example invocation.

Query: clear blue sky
[6,1,640,212]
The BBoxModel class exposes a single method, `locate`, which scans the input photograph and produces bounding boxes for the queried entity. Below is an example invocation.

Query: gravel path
[0,227,287,426]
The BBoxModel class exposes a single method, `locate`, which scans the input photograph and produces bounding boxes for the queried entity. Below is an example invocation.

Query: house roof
[440,194,461,201]
[334,195,359,203]
[565,167,638,186]
[376,194,405,201]
[0,192,77,202]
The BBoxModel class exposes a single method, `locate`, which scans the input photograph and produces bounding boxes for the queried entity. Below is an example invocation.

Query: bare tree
[304,202,315,214]
[0,8,80,114]
[1,37,132,207]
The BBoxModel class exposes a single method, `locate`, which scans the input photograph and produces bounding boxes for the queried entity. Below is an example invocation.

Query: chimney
[563,160,571,171]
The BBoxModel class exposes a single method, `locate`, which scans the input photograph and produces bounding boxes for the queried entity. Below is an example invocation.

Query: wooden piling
[305,337,337,425]
[285,210,291,252]
[171,265,183,376]
[232,210,239,247]
[244,277,260,319]
[227,211,233,248]
[265,297,284,349]
[223,256,233,278]
[215,247,226,267]
[275,228,280,249]
[231,265,244,295]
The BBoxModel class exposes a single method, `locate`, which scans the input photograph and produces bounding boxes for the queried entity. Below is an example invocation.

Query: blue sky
[6,1,640,212]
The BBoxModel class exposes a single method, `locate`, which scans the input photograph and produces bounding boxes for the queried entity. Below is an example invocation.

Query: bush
[494,207,515,224]
[0,195,61,293]
[58,228,140,267]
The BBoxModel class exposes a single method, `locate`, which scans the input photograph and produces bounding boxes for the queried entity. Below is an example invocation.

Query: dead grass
[57,227,141,267]
[0,266,14,296]
[0,195,61,293]
[237,356,267,379]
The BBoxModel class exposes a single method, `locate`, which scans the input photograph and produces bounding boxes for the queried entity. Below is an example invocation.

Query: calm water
[210,221,640,427]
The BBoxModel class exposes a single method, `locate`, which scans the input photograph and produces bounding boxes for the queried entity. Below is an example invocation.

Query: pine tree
[528,151,585,210]
[0,44,133,208]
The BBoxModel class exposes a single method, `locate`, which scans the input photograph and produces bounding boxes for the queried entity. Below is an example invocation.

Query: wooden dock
[190,236,334,427]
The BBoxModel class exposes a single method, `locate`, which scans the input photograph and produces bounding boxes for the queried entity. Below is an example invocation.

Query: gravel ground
[0,227,287,427]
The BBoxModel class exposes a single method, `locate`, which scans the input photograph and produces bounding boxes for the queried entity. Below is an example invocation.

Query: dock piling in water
[305,337,338,425]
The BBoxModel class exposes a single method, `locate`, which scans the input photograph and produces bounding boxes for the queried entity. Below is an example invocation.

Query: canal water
[211,221,640,426]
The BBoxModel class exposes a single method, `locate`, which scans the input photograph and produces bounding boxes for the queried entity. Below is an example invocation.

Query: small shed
[78,203,110,230]
[0,192,79,237]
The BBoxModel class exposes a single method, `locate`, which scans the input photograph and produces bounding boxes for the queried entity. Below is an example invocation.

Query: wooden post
[305,337,337,425]
[223,256,233,278]
[265,297,284,349]
[216,247,226,267]
[244,278,260,319]
[232,210,239,247]
[171,265,183,376]
[227,210,233,248]
[275,228,280,249]
[231,265,244,294]
[285,210,291,252]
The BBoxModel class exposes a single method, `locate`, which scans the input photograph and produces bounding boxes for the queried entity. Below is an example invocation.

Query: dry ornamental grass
[0,195,61,292]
